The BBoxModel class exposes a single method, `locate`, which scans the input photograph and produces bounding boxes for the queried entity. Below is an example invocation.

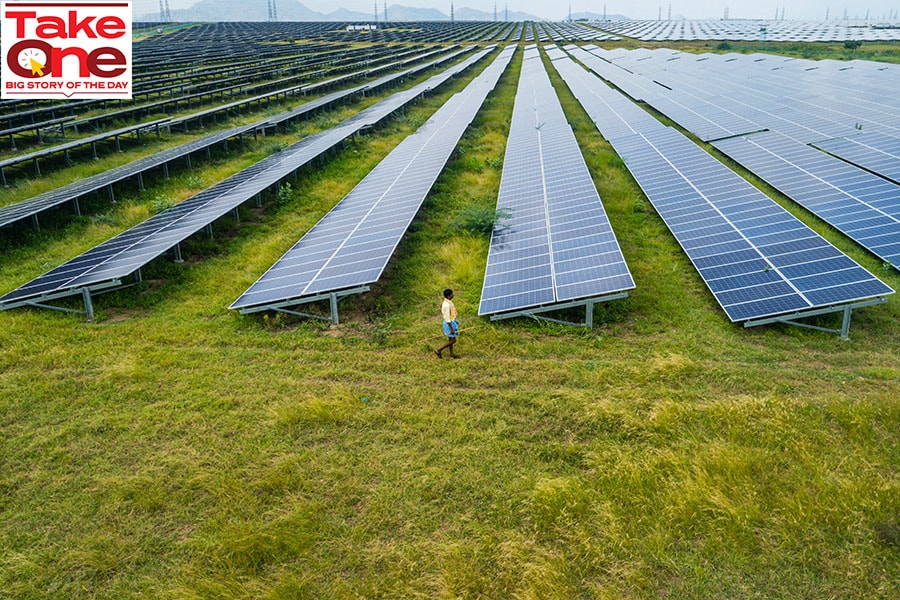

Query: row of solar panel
[0,48,494,311]
[0,46,476,232]
[231,46,516,314]
[478,46,634,318]
[551,46,893,324]
[577,46,900,271]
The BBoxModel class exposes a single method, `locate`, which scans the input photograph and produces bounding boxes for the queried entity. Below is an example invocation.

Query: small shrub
[91,211,117,226]
[449,205,511,236]
[186,174,205,189]
[716,42,732,50]
[277,181,293,207]
[150,195,174,213]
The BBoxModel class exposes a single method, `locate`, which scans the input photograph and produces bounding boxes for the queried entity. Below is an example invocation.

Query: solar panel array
[713,132,900,269]
[575,47,900,271]
[478,47,634,320]
[231,46,515,317]
[0,123,259,231]
[814,131,900,185]
[0,49,495,316]
[593,19,900,43]
[584,47,900,145]
[551,48,893,327]
[0,46,477,233]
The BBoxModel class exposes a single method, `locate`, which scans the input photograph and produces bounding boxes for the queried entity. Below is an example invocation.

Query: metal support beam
[742,298,889,340]
[238,286,370,324]
[82,287,95,322]
[488,293,629,329]
[173,243,183,263]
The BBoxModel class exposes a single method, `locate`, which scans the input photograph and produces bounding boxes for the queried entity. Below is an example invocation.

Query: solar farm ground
[1,36,899,598]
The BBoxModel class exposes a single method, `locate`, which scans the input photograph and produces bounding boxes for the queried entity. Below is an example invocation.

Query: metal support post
[840,304,853,340]
[108,184,115,203]
[330,293,339,324]
[173,243,184,263]
[82,287,95,322]
[73,198,81,217]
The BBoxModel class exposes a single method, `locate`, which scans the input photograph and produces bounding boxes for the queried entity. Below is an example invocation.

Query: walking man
[436,288,459,359]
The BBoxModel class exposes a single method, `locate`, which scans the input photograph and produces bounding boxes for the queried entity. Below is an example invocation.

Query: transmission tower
[159,0,171,22]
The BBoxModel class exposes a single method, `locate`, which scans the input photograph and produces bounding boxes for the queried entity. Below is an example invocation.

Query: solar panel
[581,47,900,145]
[0,49,498,320]
[0,123,259,231]
[230,46,516,320]
[551,50,893,336]
[619,128,894,328]
[813,131,900,185]
[478,47,634,327]
[713,131,900,270]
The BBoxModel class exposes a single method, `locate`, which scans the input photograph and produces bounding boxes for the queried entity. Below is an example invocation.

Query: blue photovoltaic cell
[713,131,900,270]
[0,123,258,230]
[478,47,634,316]
[814,131,900,185]
[0,49,496,310]
[619,128,893,320]
[549,47,893,322]
[231,46,515,312]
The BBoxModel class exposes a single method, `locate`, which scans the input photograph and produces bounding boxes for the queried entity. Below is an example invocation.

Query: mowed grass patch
[0,45,899,599]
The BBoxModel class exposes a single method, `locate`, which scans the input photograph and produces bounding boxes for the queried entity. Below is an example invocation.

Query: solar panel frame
[813,131,900,185]
[618,127,894,321]
[551,48,893,330]
[478,47,634,321]
[713,131,900,270]
[230,46,515,316]
[0,49,498,316]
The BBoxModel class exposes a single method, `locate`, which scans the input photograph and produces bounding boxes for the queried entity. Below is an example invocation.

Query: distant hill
[571,12,630,21]
[139,1,550,22]
[382,5,447,21]
[326,8,373,21]
[162,0,321,21]
[455,7,545,21]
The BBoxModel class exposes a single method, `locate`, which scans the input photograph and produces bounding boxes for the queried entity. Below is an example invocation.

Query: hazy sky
[157,0,899,22]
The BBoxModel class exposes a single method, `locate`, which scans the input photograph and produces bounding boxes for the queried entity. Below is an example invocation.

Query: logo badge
[2,1,132,99]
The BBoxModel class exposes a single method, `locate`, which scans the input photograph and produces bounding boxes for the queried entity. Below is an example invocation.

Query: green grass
[1,46,899,599]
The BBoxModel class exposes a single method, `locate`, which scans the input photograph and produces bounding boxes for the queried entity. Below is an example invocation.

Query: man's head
[443,288,453,299]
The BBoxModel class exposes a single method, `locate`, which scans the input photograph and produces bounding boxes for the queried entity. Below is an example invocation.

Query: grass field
[1,45,899,598]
